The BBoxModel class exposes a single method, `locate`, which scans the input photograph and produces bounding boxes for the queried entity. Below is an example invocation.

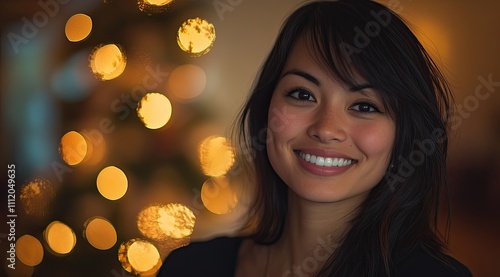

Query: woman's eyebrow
[349,83,374,93]
[281,70,374,94]
[280,69,320,86]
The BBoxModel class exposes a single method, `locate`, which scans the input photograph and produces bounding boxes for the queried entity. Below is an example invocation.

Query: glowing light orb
[16,235,44,266]
[44,221,76,255]
[59,131,88,165]
[81,131,107,166]
[96,166,128,200]
[84,217,117,250]
[118,239,162,276]
[198,136,235,177]
[168,64,206,101]
[138,0,174,14]
[136,93,172,129]
[177,17,216,57]
[137,203,196,241]
[20,178,55,217]
[89,44,127,81]
[201,176,238,214]
[65,13,92,42]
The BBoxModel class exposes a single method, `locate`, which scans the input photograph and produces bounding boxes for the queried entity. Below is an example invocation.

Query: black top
[157,237,472,277]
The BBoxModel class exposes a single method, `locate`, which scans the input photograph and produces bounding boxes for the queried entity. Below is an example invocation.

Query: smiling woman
[266,38,395,204]
[158,1,472,276]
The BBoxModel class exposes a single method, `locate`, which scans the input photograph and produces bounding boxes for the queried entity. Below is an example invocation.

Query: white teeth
[324,158,333,166]
[316,157,325,166]
[310,155,316,163]
[299,152,354,167]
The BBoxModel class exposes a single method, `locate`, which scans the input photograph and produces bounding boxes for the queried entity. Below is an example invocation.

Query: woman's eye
[287,89,315,101]
[350,102,380,113]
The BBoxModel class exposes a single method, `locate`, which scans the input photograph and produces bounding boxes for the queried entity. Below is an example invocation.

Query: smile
[298,151,354,167]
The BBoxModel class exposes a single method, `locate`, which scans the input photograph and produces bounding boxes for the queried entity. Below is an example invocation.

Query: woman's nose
[307,108,347,143]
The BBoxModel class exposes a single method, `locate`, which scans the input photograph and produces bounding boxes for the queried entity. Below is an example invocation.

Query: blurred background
[1,0,499,276]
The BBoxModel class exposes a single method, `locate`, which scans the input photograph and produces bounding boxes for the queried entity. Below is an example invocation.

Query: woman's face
[266,38,395,204]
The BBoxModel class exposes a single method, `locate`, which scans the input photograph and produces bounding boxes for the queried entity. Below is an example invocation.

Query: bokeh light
[89,44,127,81]
[168,64,207,101]
[81,130,107,166]
[201,176,238,215]
[20,178,55,217]
[198,136,235,177]
[96,166,128,200]
[65,13,92,42]
[137,203,196,241]
[177,17,216,57]
[44,221,76,255]
[16,235,44,266]
[118,239,162,276]
[84,217,117,250]
[59,131,88,166]
[136,92,172,129]
[138,0,174,14]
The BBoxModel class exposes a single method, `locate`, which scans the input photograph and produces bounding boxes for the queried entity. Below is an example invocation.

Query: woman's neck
[268,191,365,276]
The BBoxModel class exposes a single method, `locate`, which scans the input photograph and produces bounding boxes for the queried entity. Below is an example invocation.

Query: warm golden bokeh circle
[44,221,77,255]
[80,130,107,166]
[168,64,207,101]
[84,217,117,250]
[20,178,55,217]
[136,93,173,129]
[137,0,174,14]
[59,131,88,166]
[89,44,127,81]
[96,166,128,200]
[118,239,162,276]
[177,17,216,57]
[137,203,196,241]
[198,136,235,177]
[16,235,44,266]
[201,176,238,215]
[65,13,92,42]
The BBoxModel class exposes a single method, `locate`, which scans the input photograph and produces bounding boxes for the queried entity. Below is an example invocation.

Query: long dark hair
[235,1,453,276]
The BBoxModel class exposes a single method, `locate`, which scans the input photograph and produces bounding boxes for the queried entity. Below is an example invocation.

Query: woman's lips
[295,150,357,176]
[298,151,354,167]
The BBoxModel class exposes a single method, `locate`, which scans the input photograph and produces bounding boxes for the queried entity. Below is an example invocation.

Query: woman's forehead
[283,36,369,86]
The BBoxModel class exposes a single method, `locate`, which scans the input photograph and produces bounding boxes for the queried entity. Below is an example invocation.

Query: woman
[158,1,472,276]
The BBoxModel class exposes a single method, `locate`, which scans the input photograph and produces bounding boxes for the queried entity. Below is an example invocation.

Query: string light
[198,136,235,177]
[136,93,172,129]
[44,221,76,255]
[96,166,128,200]
[137,203,196,241]
[118,239,162,276]
[177,17,216,57]
[89,44,127,81]
[65,13,92,42]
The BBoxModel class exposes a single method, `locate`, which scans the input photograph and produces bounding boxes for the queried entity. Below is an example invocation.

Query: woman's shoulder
[156,236,244,277]
[396,247,472,277]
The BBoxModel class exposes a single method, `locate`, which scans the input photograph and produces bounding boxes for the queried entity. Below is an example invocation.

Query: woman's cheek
[352,122,395,156]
